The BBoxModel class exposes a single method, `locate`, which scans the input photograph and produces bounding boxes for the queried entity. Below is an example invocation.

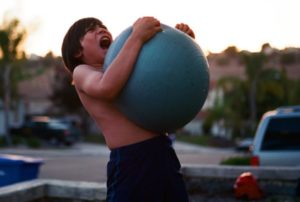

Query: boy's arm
[73,17,161,101]
[175,23,195,39]
[99,17,161,100]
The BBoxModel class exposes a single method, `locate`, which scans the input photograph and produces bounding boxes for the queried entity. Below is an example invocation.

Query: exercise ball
[104,24,209,133]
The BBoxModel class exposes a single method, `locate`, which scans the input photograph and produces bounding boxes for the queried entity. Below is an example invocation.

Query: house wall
[183,120,203,135]
[0,101,25,136]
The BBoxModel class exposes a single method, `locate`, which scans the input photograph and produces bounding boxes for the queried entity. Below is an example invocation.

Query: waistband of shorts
[109,135,171,160]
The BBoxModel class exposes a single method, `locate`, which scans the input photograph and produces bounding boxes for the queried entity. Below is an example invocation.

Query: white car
[251,106,300,166]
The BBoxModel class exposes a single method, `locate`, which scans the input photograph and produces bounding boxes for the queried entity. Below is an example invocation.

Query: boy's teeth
[100,37,111,49]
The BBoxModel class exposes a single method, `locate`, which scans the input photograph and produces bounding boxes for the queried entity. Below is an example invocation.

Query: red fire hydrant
[234,172,263,200]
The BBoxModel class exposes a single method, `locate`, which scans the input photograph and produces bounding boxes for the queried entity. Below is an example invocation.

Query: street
[0,141,236,183]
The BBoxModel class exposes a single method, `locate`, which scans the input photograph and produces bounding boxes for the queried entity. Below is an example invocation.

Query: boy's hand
[175,23,195,39]
[132,17,162,43]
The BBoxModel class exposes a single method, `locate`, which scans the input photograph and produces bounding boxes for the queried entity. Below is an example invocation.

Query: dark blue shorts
[106,135,189,202]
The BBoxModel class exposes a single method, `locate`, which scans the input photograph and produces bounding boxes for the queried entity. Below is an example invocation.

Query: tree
[50,58,91,134]
[216,76,249,138]
[210,47,292,139]
[241,51,266,131]
[50,61,82,114]
[0,18,27,145]
[223,46,239,57]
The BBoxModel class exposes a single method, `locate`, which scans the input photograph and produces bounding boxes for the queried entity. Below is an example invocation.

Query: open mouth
[99,36,111,49]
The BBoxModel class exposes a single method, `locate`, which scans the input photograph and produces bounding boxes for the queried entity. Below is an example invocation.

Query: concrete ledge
[0,179,106,202]
[181,164,300,180]
[0,180,45,202]
[46,179,107,201]
[0,165,299,201]
[182,164,300,199]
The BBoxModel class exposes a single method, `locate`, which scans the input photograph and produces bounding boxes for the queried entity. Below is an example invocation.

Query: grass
[83,133,106,144]
[175,133,209,146]
[82,132,210,146]
[176,132,253,166]
[220,156,251,166]
[83,132,213,146]
[0,135,42,149]
[83,132,236,148]
[175,132,235,148]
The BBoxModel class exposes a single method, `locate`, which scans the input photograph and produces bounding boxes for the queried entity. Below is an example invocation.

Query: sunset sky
[1,0,299,56]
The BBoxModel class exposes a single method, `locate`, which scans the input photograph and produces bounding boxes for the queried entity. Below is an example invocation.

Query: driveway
[0,141,235,183]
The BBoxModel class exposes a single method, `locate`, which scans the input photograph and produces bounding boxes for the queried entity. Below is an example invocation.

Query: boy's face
[79,26,113,67]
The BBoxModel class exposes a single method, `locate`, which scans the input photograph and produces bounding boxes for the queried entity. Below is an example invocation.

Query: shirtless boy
[62,16,195,202]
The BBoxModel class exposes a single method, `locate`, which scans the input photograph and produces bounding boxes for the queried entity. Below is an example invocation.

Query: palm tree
[216,76,249,138]
[0,18,27,145]
[241,51,266,131]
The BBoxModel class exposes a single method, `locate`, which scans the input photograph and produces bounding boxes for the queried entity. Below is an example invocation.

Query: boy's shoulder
[73,64,102,76]
[72,64,92,84]
[74,64,94,71]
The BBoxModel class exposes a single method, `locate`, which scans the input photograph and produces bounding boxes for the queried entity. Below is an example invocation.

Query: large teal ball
[104,24,209,133]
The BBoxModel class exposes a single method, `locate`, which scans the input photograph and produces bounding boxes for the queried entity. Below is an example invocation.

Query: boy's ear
[74,50,83,59]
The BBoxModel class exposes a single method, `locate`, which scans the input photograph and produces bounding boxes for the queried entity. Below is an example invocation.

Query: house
[183,47,300,136]
[1,47,300,137]
[18,68,55,117]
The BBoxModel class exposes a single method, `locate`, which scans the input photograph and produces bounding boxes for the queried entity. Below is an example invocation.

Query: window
[261,117,300,151]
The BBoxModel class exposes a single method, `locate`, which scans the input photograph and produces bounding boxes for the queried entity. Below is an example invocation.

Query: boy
[61,17,195,202]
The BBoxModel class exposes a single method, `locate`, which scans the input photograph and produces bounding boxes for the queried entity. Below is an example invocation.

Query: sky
[1,0,300,57]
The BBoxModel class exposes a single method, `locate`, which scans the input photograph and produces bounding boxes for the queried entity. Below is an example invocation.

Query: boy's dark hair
[61,17,106,73]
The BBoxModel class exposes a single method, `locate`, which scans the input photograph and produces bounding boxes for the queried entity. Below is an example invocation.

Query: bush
[220,156,251,166]
[0,137,6,147]
[25,137,41,148]
[12,136,25,145]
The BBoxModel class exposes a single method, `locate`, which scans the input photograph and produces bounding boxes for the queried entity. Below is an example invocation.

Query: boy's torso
[76,88,159,149]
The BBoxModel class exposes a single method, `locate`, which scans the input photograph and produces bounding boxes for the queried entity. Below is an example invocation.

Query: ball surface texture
[104,24,209,133]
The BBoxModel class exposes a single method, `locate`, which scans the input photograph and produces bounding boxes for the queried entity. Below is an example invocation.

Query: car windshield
[261,117,300,151]
[48,121,68,129]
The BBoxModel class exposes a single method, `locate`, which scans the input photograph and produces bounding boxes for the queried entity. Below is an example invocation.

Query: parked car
[251,106,300,166]
[236,138,253,152]
[11,116,77,146]
[57,119,82,142]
